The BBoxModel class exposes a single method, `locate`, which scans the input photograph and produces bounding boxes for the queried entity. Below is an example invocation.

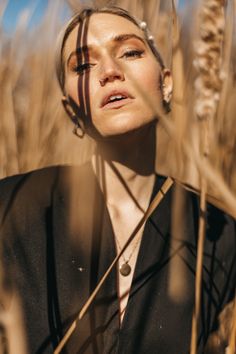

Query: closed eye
[121,49,144,59]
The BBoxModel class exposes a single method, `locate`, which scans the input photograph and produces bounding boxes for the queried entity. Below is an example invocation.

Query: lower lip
[102,98,133,110]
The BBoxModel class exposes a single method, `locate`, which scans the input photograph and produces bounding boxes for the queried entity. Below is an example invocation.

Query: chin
[96,118,157,141]
[94,112,156,138]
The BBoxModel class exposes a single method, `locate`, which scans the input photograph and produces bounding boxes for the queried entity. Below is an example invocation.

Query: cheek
[142,70,161,94]
[66,76,97,111]
[65,77,80,104]
[131,61,162,99]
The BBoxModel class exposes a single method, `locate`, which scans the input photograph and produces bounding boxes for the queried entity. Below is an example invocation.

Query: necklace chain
[115,234,142,276]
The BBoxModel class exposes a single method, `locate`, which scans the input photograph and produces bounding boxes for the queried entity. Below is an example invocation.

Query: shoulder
[186,188,236,236]
[0,165,60,210]
[163,179,236,245]
[0,162,92,197]
[0,163,92,223]
[0,165,59,192]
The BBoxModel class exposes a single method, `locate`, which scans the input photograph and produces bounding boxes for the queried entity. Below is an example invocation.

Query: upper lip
[100,90,134,108]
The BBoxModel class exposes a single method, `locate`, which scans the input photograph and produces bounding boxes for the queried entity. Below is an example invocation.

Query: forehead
[64,13,143,57]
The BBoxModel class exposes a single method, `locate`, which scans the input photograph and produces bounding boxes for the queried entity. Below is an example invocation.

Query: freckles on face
[64,13,162,137]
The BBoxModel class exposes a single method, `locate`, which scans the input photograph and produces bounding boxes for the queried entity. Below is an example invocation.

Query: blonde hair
[55,6,165,93]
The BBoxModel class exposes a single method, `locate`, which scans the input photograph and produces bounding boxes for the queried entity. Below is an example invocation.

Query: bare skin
[93,125,156,323]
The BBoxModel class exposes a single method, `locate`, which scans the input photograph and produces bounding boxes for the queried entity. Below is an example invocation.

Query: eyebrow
[67,46,90,66]
[66,33,146,66]
[112,33,146,45]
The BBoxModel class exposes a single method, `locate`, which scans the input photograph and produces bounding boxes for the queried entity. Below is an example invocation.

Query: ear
[61,96,78,124]
[161,69,173,107]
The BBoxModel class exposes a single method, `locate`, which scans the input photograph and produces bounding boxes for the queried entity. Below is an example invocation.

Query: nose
[99,56,125,87]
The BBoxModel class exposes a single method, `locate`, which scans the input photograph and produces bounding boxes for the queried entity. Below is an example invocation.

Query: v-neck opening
[91,165,166,330]
[88,162,171,340]
[118,173,166,330]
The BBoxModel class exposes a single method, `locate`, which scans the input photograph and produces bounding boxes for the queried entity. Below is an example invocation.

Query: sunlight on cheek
[66,78,79,102]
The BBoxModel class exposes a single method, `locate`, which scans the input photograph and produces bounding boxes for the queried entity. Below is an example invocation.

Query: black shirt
[1,163,235,353]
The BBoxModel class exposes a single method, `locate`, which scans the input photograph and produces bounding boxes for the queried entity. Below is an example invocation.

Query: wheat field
[0,0,235,209]
[0,0,235,353]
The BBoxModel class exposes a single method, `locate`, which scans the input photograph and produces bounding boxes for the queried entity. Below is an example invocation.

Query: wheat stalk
[0,1,236,353]
[191,1,226,354]
[54,177,174,354]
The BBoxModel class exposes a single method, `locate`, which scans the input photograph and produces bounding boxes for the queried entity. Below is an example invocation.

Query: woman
[1,6,235,354]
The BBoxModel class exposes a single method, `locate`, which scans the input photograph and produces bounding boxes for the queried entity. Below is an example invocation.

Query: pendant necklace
[116,236,142,277]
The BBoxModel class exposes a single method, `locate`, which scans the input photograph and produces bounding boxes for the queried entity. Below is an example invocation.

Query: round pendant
[119,262,131,276]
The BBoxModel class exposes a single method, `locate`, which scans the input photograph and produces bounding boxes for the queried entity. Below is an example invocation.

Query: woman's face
[63,13,163,138]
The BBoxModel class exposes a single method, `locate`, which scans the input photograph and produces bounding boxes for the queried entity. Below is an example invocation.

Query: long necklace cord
[54,176,174,354]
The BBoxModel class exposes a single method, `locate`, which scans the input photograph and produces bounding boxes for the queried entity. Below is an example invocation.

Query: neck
[92,122,157,209]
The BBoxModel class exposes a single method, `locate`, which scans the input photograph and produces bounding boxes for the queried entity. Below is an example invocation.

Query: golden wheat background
[0,0,94,179]
[1,0,236,212]
[0,1,236,353]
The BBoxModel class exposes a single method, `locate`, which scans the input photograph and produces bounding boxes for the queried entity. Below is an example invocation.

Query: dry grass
[0,0,235,353]
[1,0,235,199]
[0,0,93,179]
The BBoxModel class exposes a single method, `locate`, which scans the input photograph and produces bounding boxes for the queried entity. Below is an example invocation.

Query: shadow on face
[62,12,172,142]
